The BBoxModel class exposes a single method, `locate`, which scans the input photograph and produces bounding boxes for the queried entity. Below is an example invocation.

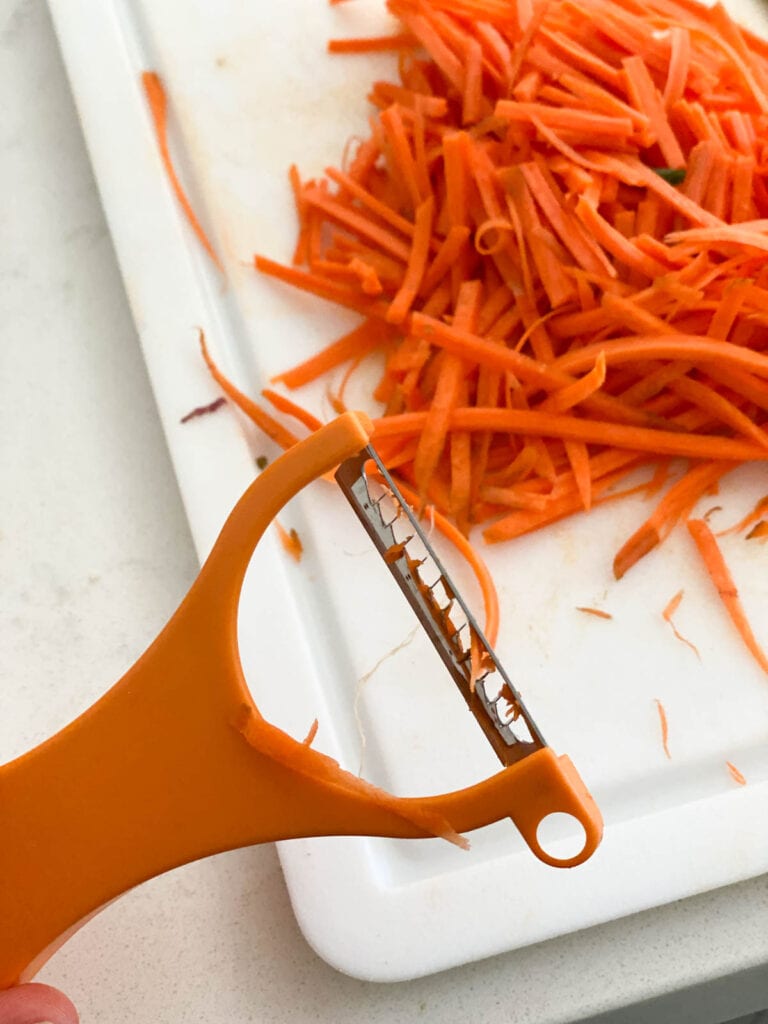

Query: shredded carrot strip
[576,606,613,619]
[199,330,299,450]
[726,760,747,785]
[687,518,768,674]
[614,462,729,579]
[261,389,324,432]
[141,72,222,271]
[662,589,700,658]
[328,33,418,53]
[655,699,672,759]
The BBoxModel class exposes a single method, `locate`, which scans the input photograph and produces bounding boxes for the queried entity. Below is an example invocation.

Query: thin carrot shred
[576,607,613,619]
[726,760,747,785]
[199,329,299,450]
[141,72,222,271]
[655,698,672,759]
[303,719,319,746]
[662,589,700,659]
[275,520,304,563]
[687,518,768,675]
[328,34,418,53]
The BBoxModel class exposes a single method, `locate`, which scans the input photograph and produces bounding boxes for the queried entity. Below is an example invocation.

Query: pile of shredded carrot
[158,0,768,674]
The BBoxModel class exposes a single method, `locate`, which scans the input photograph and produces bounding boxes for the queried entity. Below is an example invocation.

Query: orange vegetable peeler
[0,410,602,990]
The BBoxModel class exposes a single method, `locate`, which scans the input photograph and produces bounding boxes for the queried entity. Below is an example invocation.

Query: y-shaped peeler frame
[0,411,602,988]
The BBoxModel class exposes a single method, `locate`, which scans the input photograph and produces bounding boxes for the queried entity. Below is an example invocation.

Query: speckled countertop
[2,1,768,1020]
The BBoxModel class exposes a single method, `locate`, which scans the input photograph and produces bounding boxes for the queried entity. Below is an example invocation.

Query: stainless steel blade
[335,446,546,767]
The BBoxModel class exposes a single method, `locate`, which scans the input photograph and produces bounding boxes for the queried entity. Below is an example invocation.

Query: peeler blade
[335,447,546,767]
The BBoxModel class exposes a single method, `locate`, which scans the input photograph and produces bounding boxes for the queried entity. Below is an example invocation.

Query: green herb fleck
[256,455,269,470]
[653,167,686,185]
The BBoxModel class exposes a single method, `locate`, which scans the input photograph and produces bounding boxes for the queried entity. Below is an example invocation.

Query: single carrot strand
[655,699,672,759]
[141,72,222,271]
[261,389,324,432]
[614,462,729,579]
[328,33,418,53]
[662,589,701,658]
[271,319,389,389]
[198,329,299,450]
[687,518,768,675]
[373,409,767,462]
[387,196,435,323]
[726,760,747,785]
[576,607,613,619]
[303,719,319,746]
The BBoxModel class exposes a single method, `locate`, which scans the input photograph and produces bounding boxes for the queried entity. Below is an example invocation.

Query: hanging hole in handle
[536,812,588,861]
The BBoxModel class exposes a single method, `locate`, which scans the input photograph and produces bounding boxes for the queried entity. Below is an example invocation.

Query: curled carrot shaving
[746,521,768,541]
[141,72,222,271]
[726,760,747,785]
[662,590,700,659]
[655,698,671,760]
[328,33,418,53]
[687,518,768,675]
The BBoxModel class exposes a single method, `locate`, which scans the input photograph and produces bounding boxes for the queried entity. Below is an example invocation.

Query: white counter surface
[2,1,768,1021]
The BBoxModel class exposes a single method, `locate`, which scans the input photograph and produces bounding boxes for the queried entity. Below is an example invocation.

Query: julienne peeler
[0,410,602,999]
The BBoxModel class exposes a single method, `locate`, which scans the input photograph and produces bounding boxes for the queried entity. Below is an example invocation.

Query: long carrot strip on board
[687,519,768,674]
[141,72,222,271]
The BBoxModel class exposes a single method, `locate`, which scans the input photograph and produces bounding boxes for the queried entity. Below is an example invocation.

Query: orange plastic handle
[0,411,602,988]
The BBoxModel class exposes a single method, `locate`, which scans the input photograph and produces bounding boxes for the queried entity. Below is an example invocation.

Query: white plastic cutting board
[48,0,768,982]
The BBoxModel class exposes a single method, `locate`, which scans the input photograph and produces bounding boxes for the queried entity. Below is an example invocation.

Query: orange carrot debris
[141,71,222,271]
[726,760,747,785]
[662,589,700,659]
[576,607,613,620]
[687,519,768,675]
[655,698,671,760]
[746,521,768,541]
[275,521,304,563]
[303,718,319,746]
